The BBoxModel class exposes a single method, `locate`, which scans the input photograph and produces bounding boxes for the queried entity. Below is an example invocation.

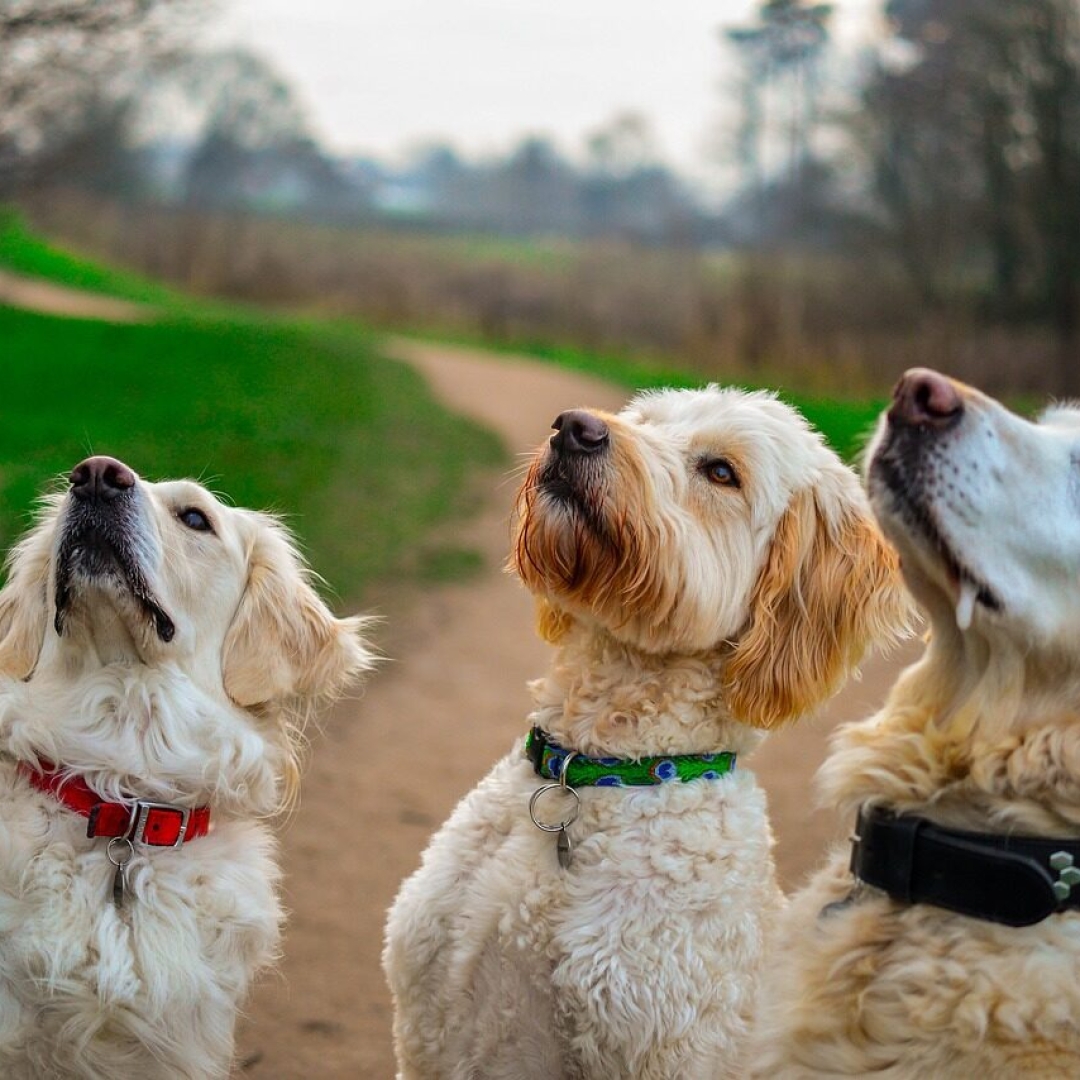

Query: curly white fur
[384,386,910,1079]
[0,462,373,1079]
[752,373,1080,1078]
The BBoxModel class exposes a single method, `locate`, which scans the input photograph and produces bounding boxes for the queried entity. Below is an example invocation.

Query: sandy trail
[0,272,918,1078]
[0,267,154,322]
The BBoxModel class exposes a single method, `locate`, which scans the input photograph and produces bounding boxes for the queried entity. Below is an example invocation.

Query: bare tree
[178,48,355,218]
[0,0,204,191]
[860,0,1080,395]
[724,0,833,213]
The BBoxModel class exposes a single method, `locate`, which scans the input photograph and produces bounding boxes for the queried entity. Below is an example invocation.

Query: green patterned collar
[524,726,736,788]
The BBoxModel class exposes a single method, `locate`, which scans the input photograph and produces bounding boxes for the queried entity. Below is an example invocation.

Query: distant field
[0,232,503,599]
[26,191,1064,404]
[3,207,885,461]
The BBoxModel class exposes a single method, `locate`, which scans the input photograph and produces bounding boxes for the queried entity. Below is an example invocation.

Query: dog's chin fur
[385,386,911,1080]
[751,378,1080,1078]
[0,470,374,1080]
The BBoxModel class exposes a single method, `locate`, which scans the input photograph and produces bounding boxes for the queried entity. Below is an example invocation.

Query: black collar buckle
[850,805,1080,927]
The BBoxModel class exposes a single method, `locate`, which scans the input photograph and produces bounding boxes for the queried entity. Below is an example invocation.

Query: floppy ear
[0,521,53,679]
[222,520,375,708]
[724,483,913,730]
[535,596,575,644]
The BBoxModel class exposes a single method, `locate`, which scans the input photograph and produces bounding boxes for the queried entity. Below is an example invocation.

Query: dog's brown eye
[702,459,740,488]
[178,508,213,533]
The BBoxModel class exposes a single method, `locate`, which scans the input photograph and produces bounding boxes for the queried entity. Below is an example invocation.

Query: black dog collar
[850,805,1080,927]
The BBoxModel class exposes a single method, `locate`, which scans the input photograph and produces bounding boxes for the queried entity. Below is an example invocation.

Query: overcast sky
[216,0,880,186]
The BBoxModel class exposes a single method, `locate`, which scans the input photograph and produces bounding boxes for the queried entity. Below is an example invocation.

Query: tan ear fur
[0,523,52,679]
[724,488,912,730]
[222,522,374,709]
[535,597,575,644]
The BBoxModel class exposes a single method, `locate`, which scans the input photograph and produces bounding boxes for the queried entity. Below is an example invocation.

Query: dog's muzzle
[873,368,964,475]
[868,372,1002,618]
[550,410,610,457]
[54,456,176,642]
[536,410,611,504]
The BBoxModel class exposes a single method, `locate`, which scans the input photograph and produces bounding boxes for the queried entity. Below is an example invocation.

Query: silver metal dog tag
[107,837,135,910]
[112,862,127,909]
[556,826,573,869]
[529,782,580,872]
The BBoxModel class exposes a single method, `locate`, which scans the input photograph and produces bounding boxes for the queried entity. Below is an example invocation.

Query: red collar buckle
[126,801,193,848]
[19,760,211,847]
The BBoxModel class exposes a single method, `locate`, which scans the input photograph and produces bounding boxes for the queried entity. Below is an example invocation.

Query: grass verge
[0,306,503,601]
[0,209,182,306]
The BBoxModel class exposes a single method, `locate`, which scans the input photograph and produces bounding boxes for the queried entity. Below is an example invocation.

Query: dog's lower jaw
[48,593,166,674]
[870,466,1001,634]
[528,622,766,761]
[514,476,697,655]
[55,568,175,649]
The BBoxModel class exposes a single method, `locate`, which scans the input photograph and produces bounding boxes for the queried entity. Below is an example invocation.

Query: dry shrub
[21,189,1065,397]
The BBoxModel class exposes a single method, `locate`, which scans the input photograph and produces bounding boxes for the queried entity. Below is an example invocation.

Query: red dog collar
[18,760,211,847]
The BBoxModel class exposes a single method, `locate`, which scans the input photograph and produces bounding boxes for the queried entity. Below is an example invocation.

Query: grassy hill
[0,217,503,601]
[0,209,180,306]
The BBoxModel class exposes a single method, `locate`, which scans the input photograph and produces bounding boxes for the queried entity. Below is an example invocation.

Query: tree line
[3,0,1078,394]
[726,0,1080,395]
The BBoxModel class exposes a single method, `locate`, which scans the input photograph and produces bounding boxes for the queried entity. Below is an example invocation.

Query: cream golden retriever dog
[752,370,1080,1078]
[0,455,373,1080]
[383,386,910,1079]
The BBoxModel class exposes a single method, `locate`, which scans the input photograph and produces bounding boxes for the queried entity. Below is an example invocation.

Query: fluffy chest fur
[0,760,282,1080]
[0,660,285,1080]
[385,744,782,1080]
[752,704,1080,1079]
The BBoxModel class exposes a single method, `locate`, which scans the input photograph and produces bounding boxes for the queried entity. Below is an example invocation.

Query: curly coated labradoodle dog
[385,386,911,1080]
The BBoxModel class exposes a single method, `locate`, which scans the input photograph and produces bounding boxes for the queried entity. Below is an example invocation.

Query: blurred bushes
[20,191,1065,400]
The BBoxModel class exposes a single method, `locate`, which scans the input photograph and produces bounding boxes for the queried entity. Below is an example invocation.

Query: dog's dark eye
[178,507,213,533]
[702,458,740,488]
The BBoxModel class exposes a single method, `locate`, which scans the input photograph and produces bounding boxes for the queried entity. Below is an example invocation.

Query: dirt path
[0,267,155,322]
[0,273,918,1077]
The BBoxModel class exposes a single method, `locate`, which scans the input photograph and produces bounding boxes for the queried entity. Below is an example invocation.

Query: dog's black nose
[69,456,137,501]
[889,368,963,430]
[551,410,610,456]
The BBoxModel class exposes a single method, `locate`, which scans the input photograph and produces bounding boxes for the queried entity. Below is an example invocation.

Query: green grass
[0,203,882,610]
[0,305,503,601]
[0,209,183,306]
